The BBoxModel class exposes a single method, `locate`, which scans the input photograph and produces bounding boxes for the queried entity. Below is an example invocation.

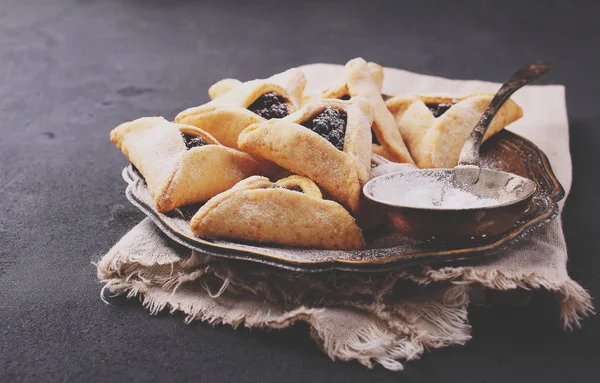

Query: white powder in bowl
[374,183,499,209]
[368,170,502,210]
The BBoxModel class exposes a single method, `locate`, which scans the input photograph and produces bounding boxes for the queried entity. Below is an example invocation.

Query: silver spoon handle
[457,62,551,167]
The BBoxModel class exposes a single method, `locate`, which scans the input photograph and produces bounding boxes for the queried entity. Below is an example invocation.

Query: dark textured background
[1,0,599,382]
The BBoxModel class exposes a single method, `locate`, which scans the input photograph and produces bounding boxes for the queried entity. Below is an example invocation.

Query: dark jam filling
[301,107,347,151]
[371,130,380,145]
[181,133,207,149]
[270,184,303,193]
[247,92,289,119]
[426,101,458,118]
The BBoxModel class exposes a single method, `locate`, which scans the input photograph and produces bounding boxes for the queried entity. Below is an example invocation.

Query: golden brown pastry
[110,117,260,212]
[238,98,373,213]
[175,68,307,150]
[190,176,365,249]
[386,93,523,168]
[303,57,415,165]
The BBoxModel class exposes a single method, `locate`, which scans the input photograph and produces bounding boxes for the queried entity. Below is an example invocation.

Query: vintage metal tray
[123,130,564,272]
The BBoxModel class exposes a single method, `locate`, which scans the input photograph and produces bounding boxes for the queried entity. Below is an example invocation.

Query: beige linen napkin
[96,64,593,371]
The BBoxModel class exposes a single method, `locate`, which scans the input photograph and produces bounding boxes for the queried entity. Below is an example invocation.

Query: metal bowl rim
[363,168,538,211]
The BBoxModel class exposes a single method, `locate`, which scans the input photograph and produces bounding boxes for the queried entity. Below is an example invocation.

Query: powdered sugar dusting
[373,180,499,209]
[365,169,535,210]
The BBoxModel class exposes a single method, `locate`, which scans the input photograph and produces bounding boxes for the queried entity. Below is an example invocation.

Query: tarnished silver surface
[122,130,564,273]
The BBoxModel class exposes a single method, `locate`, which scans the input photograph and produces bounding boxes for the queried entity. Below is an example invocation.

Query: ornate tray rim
[123,130,565,273]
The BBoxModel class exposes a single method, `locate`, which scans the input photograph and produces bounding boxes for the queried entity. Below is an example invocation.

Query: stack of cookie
[110,58,522,250]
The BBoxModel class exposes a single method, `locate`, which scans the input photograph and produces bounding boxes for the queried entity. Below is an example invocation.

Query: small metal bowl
[363,168,537,240]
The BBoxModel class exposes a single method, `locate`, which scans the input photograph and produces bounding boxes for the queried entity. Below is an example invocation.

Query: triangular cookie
[238,98,373,213]
[386,93,523,168]
[190,176,364,249]
[110,117,260,212]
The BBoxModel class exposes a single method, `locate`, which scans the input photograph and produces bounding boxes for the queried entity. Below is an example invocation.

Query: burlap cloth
[96,64,594,371]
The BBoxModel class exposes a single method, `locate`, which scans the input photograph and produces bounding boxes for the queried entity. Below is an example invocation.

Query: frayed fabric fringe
[96,245,593,371]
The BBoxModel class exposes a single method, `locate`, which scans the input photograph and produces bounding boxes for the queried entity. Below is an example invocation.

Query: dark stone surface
[1,0,599,382]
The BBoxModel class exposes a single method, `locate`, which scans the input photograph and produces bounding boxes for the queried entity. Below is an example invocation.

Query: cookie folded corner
[302,57,415,165]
